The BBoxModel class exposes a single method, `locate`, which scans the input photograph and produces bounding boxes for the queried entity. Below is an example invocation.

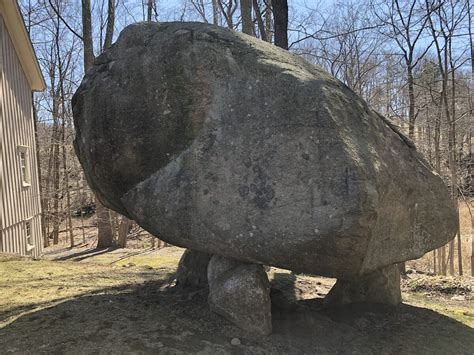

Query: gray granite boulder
[324,264,402,306]
[208,256,272,336]
[72,21,457,280]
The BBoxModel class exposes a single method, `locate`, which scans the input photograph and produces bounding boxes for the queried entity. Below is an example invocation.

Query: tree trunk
[81,0,94,71]
[469,0,473,86]
[51,102,60,245]
[55,31,74,248]
[253,0,267,41]
[44,120,57,246]
[218,0,235,28]
[47,57,60,246]
[32,95,48,247]
[265,0,272,42]
[449,45,462,276]
[407,65,416,140]
[147,0,153,21]
[441,245,447,275]
[434,107,441,174]
[82,0,115,249]
[448,239,455,275]
[96,201,114,248]
[426,108,432,164]
[77,179,86,244]
[443,71,455,276]
[471,210,474,276]
[61,105,73,248]
[271,0,288,49]
[117,217,131,248]
[468,0,474,276]
[103,0,115,49]
[240,0,254,35]
[427,6,457,275]
[212,0,219,25]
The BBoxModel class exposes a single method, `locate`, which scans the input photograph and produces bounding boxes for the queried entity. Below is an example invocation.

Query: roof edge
[0,0,46,91]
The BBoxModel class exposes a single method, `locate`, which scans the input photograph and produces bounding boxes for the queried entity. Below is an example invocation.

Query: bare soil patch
[1,248,473,354]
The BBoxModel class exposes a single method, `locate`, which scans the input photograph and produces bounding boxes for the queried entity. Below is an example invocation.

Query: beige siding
[0,16,42,258]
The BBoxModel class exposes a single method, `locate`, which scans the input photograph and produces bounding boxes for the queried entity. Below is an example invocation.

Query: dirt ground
[1,247,473,354]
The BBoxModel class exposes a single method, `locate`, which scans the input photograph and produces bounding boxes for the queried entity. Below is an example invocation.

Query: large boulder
[73,22,457,280]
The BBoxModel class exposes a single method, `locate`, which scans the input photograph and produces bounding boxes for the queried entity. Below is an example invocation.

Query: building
[0,0,45,257]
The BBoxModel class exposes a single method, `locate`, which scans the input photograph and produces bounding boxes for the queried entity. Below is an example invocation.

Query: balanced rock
[73,22,457,280]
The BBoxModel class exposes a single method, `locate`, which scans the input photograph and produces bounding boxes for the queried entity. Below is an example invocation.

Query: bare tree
[468,0,474,276]
[265,0,272,42]
[81,0,116,249]
[426,0,468,275]
[272,0,288,49]
[253,0,268,41]
[117,217,132,248]
[218,0,238,28]
[212,0,219,25]
[373,0,433,140]
[104,0,116,49]
[81,0,94,71]
[240,0,254,35]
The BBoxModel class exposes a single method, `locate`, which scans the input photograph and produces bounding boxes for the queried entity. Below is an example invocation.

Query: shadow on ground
[52,247,119,262]
[1,277,473,354]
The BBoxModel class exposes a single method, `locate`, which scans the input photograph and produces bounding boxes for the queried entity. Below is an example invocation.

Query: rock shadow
[1,277,473,354]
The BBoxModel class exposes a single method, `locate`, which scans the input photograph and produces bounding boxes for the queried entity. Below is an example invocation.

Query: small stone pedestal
[324,264,402,306]
[176,249,210,289]
[207,255,272,336]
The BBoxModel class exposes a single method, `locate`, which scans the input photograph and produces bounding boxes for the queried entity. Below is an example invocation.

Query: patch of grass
[404,292,474,327]
[0,253,178,328]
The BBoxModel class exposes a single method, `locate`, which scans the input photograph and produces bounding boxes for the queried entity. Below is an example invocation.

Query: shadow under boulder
[1,277,473,354]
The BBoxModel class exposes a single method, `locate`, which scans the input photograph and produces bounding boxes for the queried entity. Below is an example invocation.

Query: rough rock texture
[324,264,402,306]
[176,249,210,288]
[73,21,457,279]
[207,256,272,336]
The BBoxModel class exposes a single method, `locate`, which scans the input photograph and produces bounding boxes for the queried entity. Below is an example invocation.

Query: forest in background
[18,0,473,275]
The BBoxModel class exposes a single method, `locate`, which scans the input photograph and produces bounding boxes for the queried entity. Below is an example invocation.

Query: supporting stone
[324,264,402,306]
[207,255,272,336]
[175,249,211,289]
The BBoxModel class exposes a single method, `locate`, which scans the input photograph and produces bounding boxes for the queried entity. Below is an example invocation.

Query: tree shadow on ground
[52,247,119,262]
[48,246,161,264]
[1,278,473,354]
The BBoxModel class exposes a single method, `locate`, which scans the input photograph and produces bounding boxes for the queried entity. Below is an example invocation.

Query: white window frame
[25,218,35,253]
[17,145,31,187]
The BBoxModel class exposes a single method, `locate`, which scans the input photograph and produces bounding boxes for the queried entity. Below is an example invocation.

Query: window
[26,220,31,238]
[18,146,31,186]
[25,219,34,253]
